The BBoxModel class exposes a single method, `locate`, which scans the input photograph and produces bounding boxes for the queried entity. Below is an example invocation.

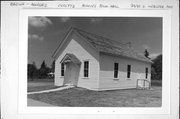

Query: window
[145,67,148,79]
[114,63,119,78]
[84,61,89,77]
[127,65,131,78]
[61,63,64,76]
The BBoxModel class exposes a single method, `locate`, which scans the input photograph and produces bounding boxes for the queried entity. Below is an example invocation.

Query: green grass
[28,86,162,107]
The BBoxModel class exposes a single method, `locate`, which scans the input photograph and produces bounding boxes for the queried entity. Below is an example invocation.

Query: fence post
[149,80,151,89]
[136,79,138,88]
[143,80,145,89]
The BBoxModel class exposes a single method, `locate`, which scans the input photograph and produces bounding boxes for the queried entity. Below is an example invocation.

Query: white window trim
[82,77,90,79]
[83,60,90,78]
[61,63,65,77]
[127,64,131,79]
[114,62,119,79]
[113,78,119,81]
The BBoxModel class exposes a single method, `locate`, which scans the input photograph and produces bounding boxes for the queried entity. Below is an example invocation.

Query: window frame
[61,63,65,77]
[127,64,131,78]
[114,62,119,79]
[83,60,89,78]
[145,67,148,79]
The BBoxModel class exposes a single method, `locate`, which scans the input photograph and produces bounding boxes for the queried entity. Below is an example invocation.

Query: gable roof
[52,27,152,63]
[60,53,81,64]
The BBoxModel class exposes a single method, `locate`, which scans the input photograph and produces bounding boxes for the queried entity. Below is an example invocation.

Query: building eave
[100,51,153,64]
[51,27,74,59]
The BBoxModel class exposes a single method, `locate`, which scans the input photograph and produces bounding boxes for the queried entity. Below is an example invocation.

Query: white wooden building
[52,27,152,91]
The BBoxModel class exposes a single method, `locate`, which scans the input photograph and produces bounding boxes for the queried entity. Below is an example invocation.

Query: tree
[51,60,55,73]
[144,49,149,58]
[28,61,38,81]
[40,60,47,70]
[39,60,50,79]
[151,54,162,80]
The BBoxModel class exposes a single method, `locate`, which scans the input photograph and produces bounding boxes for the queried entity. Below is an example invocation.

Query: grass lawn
[28,80,57,92]
[28,78,54,83]
[28,86,162,107]
[151,80,162,86]
[28,85,62,92]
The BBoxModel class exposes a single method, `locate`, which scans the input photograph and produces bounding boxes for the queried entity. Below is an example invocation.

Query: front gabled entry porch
[60,53,81,86]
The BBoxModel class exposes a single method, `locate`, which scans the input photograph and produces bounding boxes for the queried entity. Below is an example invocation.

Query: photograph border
[18,9,171,114]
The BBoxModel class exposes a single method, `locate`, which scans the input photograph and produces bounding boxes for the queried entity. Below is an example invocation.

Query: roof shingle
[72,28,152,63]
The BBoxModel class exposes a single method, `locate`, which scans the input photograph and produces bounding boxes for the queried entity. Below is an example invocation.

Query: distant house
[52,27,152,91]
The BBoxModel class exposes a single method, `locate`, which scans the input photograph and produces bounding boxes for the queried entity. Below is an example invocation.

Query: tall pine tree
[51,60,55,73]
[40,60,47,70]
[28,61,37,81]
[39,60,49,79]
[151,54,162,80]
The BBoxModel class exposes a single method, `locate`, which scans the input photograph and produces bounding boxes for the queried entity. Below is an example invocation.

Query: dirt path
[28,85,74,95]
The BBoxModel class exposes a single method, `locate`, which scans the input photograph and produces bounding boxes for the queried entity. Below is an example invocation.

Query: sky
[28,17,162,68]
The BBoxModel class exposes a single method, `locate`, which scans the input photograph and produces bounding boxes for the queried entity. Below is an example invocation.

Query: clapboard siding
[54,28,152,91]
[54,33,99,89]
[99,53,151,90]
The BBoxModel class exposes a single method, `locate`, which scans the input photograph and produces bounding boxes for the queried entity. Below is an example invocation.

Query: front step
[64,83,76,87]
